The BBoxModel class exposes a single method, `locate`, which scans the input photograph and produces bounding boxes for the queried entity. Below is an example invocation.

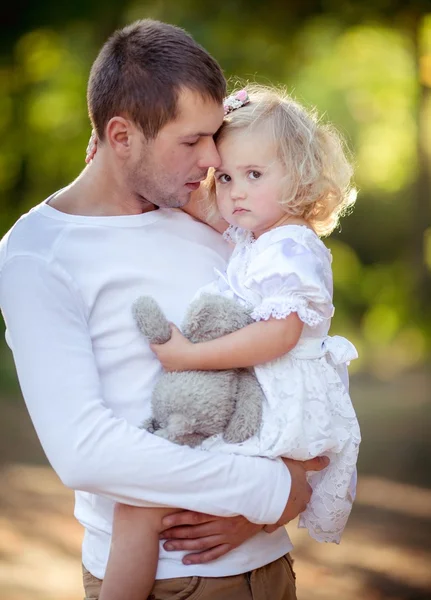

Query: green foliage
[0,2,430,392]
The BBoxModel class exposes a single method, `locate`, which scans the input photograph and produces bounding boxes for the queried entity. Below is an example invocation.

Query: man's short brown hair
[87,19,226,140]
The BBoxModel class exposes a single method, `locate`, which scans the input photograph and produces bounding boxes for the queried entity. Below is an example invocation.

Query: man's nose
[197,138,221,170]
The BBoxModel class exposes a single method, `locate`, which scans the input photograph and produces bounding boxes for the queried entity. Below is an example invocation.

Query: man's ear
[105,116,135,158]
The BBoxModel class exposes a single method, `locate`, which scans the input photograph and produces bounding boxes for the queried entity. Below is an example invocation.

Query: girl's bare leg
[99,504,181,600]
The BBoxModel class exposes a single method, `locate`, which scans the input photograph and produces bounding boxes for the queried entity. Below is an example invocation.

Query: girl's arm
[152,313,304,372]
[182,188,227,234]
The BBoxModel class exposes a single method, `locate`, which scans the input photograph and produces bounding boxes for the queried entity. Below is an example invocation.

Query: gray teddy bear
[133,293,263,448]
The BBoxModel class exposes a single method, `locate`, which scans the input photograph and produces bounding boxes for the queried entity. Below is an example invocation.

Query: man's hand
[264,456,330,533]
[160,512,262,564]
[160,456,330,562]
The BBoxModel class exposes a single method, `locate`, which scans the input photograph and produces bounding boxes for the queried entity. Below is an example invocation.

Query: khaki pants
[82,554,297,600]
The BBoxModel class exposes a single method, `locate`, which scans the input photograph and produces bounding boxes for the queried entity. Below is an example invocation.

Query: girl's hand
[151,325,195,372]
[85,130,97,163]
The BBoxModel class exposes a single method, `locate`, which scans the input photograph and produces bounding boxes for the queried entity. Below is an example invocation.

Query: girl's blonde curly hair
[204,85,356,237]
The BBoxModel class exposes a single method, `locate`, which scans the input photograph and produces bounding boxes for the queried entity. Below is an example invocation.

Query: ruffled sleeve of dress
[245,228,334,327]
[222,225,254,246]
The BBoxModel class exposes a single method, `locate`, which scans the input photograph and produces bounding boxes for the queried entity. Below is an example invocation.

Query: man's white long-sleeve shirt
[0,199,293,579]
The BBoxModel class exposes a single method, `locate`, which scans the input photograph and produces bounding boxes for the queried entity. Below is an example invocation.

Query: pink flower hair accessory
[223,89,250,115]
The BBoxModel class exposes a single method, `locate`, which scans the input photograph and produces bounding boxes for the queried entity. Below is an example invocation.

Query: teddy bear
[132,293,263,448]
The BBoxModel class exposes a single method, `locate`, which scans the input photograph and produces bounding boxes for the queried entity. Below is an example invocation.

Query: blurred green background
[0,2,430,599]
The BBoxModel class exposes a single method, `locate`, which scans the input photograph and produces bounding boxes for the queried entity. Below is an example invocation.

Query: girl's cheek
[216,188,227,202]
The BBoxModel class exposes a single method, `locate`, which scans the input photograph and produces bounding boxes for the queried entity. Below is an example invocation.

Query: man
[0,19,327,599]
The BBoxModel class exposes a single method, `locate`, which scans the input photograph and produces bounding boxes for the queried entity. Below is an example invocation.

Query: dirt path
[0,372,430,600]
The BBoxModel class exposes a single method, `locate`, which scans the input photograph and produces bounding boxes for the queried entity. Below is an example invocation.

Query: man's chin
[172,189,193,208]
[156,193,190,209]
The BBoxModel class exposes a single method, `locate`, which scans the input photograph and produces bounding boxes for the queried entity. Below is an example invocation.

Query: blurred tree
[0,0,430,380]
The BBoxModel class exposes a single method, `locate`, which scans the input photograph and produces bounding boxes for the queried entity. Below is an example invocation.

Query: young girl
[98,86,361,600]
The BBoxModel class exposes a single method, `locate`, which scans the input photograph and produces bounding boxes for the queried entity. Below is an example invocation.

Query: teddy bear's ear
[132,296,172,344]
[182,294,253,343]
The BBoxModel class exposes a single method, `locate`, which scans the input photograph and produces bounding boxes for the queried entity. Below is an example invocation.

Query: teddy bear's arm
[132,296,172,344]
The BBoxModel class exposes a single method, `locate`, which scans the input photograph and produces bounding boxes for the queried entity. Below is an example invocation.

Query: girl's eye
[249,170,261,180]
[218,174,231,183]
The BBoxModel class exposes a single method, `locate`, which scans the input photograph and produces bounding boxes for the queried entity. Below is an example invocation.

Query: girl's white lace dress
[199,224,361,543]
